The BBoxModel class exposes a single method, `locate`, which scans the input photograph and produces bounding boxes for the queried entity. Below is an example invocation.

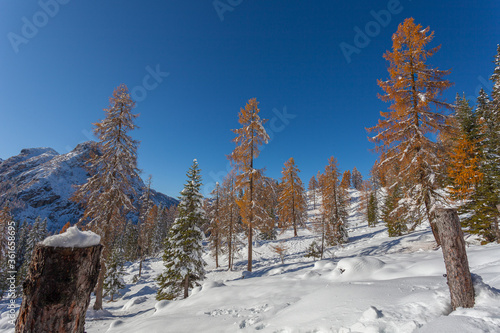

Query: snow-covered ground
[2,190,500,332]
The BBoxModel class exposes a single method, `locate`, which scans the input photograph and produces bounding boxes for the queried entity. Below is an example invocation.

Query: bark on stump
[16,244,102,333]
[435,208,475,310]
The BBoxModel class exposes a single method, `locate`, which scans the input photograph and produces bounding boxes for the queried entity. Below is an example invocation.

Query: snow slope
[1,190,499,332]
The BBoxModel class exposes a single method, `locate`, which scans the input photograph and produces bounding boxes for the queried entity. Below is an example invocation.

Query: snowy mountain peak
[0,141,177,232]
[19,147,59,158]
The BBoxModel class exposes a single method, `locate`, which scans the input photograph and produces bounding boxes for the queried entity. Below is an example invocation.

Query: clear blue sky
[1,0,499,197]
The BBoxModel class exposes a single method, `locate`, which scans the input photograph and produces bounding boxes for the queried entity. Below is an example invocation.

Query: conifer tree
[228,98,269,272]
[308,175,318,210]
[447,95,483,201]
[151,204,170,256]
[318,157,349,245]
[219,171,241,270]
[123,220,139,262]
[138,175,156,277]
[367,18,453,245]
[17,217,48,291]
[340,170,351,190]
[351,167,363,190]
[206,182,223,268]
[72,84,140,310]
[256,176,279,240]
[460,47,500,243]
[277,158,307,237]
[304,241,322,261]
[367,192,378,227]
[103,243,125,302]
[157,160,206,300]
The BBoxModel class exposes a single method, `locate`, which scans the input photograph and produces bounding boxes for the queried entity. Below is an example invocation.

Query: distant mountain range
[0,141,177,232]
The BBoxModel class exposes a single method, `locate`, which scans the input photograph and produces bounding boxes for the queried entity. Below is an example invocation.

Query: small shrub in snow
[304,241,322,261]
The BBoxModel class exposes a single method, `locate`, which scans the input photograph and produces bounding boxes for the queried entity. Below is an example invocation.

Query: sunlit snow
[1,190,499,332]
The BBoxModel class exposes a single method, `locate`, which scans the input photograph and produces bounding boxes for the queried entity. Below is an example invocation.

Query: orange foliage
[60,221,71,234]
[228,98,269,271]
[278,157,307,237]
[447,135,484,200]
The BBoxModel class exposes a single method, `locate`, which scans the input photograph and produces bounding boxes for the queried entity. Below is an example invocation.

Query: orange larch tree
[340,170,351,190]
[277,157,307,237]
[367,18,453,244]
[318,156,349,246]
[228,98,269,272]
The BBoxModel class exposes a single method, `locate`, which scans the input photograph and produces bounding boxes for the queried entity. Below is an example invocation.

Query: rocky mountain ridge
[0,142,177,232]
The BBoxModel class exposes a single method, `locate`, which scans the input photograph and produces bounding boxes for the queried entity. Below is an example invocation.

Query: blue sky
[1,0,499,197]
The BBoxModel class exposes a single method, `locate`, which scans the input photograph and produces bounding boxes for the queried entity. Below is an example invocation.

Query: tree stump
[434,208,475,310]
[16,244,102,333]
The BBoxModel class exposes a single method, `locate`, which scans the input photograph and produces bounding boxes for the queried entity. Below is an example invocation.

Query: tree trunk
[93,260,106,310]
[424,196,441,246]
[16,244,102,333]
[183,275,189,299]
[495,204,500,244]
[434,208,474,311]
[248,225,253,272]
[215,232,219,269]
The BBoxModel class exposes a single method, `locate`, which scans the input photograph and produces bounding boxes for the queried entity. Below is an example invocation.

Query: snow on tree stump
[435,208,475,310]
[16,227,102,333]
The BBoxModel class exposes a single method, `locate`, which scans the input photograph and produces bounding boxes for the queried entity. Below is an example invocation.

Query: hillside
[1,190,499,332]
[0,142,177,232]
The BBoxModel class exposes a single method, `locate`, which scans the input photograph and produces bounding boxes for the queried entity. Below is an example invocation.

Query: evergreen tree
[318,157,349,246]
[304,241,322,261]
[103,243,125,302]
[367,191,378,227]
[157,160,206,300]
[367,18,453,245]
[138,175,156,277]
[447,95,483,202]
[382,185,408,237]
[151,204,170,256]
[228,98,269,272]
[123,220,139,262]
[461,50,500,243]
[72,84,140,310]
[15,220,29,272]
[206,182,223,268]
[277,157,307,237]
[17,217,48,291]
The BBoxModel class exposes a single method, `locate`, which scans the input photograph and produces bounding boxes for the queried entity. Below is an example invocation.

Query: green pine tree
[304,241,322,261]
[103,244,125,301]
[382,186,407,237]
[156,159,207,300]
[367,192,378,227]
[461,85,500,243]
